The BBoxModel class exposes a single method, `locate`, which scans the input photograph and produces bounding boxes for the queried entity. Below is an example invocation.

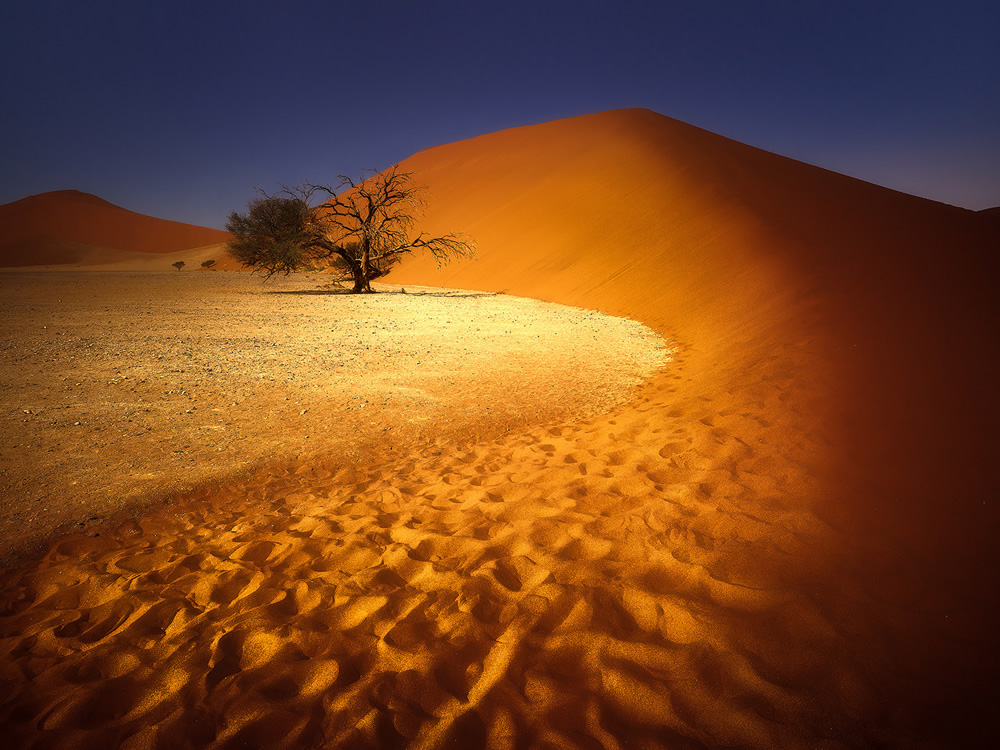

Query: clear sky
[2,0,997,228]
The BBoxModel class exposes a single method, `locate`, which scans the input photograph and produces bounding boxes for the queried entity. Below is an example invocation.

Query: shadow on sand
[265,286,503,299]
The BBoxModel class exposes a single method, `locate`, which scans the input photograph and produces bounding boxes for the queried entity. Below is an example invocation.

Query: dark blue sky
[2,0,998,228]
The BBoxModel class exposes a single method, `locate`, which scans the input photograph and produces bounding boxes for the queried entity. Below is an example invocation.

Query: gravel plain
[0,271,668,561]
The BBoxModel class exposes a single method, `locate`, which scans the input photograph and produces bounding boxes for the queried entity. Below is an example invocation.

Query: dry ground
[0,271,667,562]
[0,268,993,748]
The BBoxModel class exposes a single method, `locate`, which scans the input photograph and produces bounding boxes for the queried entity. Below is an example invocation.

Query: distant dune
[0,190,231,267]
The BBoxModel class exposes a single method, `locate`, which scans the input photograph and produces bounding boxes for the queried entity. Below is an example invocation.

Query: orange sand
[1,110,998,747]
[0,272,664,562]
[0,190,231,268]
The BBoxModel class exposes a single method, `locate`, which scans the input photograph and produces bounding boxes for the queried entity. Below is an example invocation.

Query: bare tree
[226,165,475,293]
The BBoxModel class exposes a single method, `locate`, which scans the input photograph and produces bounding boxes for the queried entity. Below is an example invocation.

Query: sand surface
[1,109,998,748]
[0,191,230,268]
[0,272,665,562]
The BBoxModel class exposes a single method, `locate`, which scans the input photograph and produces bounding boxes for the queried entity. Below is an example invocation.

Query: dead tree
[226,166,475,292]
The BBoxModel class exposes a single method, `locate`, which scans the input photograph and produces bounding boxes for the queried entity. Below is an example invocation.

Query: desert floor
[0,272,666,561]
[0,270,993,748]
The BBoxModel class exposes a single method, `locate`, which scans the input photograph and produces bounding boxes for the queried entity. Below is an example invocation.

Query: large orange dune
[390,109,1000,740]
[394,108,1000,542]
[1,110,998,748]
[0,190,231,267]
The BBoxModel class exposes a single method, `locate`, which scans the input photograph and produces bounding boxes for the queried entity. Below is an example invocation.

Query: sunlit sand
[0,272,664,560]
[1,109,997,747]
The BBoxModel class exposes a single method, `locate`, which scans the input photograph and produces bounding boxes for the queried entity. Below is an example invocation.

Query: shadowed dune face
[392,108,1000,548]
[0,190,231,267]
[1,110,998,748]
[388,109,1000,737]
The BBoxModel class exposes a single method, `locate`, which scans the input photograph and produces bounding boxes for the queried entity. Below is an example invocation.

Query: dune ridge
[1,109,997,747]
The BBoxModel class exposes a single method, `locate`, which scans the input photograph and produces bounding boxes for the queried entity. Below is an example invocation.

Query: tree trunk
[361,239,373,293]
[349,263,373,293]
[350,265,367,293]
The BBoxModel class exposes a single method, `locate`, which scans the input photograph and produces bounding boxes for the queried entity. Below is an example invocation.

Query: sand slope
[387,109,1000,740]
[392,107,1000,544]
[1,110,998,748]
[0,190,231,267]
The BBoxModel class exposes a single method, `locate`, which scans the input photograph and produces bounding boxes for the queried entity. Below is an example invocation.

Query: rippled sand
[1,323,989,748]
[0,351,869,749]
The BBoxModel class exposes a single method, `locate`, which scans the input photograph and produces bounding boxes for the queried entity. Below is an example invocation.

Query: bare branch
[227,165,475,292]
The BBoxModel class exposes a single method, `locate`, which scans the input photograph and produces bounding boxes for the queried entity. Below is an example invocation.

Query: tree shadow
[264,287,356,296]
[391,289,502,299]
[265,287,503,299]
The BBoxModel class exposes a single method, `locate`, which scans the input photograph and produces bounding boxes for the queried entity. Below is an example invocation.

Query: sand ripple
[2,348,983,748]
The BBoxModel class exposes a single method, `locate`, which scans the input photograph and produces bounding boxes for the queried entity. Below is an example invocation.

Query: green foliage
[226,196,317,278]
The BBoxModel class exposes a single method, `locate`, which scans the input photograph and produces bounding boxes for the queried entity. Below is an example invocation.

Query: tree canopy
[226,166,475,292]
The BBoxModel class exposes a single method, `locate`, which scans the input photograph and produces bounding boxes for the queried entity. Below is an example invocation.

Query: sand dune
[388,109,1000,741]
[0,190,231,268]
[393,107,999,546]
[1,110,998,747]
